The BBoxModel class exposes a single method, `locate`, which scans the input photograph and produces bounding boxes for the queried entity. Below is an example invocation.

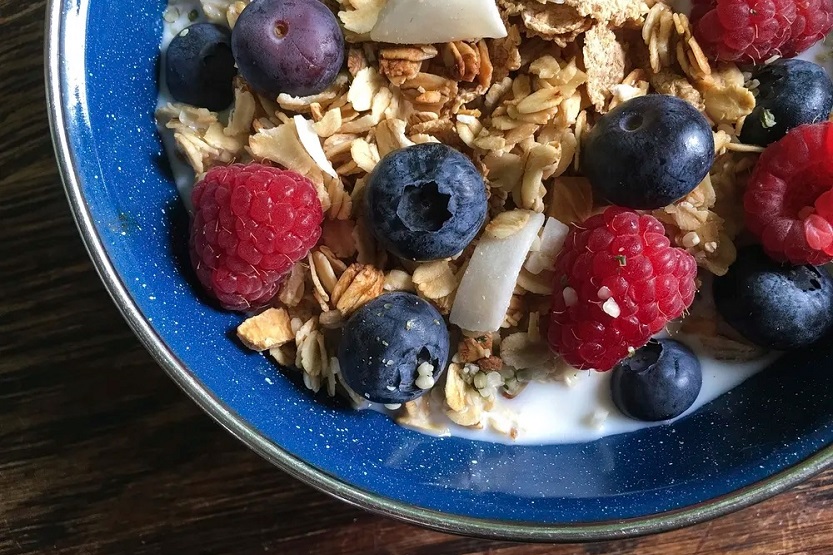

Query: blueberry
[740,59,833,147]
[338,292,450,404]
[713,245,833,350]
[365,144,487,261]
[610,339,702,422]
[231,0,345,98]
[582,95,715,210]
[165,23,237,111]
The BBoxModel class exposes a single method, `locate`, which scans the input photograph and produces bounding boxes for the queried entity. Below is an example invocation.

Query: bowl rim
[45,0,833,542]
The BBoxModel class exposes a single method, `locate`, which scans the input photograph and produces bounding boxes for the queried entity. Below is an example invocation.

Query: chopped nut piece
[380,45,438,85]
[477,356,504,372]
[347,47,368,76]
[457,334,493,363]
[237,308,294,352]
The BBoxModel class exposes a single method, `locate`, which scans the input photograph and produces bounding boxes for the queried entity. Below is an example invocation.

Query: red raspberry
[691,0,796,63]
[547,208,698,371]
[744,122,833,265]
[190,163,323,311]
[781,0,833,57]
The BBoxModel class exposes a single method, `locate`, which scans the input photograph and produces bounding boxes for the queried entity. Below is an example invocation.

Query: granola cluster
[158,0,768,437]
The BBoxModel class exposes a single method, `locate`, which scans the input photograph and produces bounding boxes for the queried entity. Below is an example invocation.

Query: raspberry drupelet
[189,163,323,311]
[690,0,833,63]
[782,0,833,57]
[745,122,833,266]
[547,207,698,371]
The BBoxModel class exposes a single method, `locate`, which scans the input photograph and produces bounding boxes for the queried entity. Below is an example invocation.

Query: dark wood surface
[2,2,833,553]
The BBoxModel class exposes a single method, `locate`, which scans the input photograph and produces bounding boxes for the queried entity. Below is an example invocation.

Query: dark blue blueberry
[713,245,833,350]
[231,0,345,98]
[365,144,487,261]
[165,23,236,111]
[582,95,715,210]
[740,59,833,147]
[610,339,702,422]
[338,292,450,404]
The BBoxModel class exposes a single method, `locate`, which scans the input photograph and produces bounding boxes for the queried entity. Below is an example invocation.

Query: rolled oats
[519,144,560,212]
[278,263,307,308]
[651,69,705,111]
[698,64,756,125]
[158,103,246,175]
[444,362,491,428]
[499,331,553,370]
[200,0,247,24]
[269,343,296,368]
[350,138,381,172]
[331,263,386,316]
[412,260,459,310]
[443,41,481,83]
[516,267,553,295]
[375,118,414,156]
[485,209,532,239]
[397,396,451,435]
[277,74,350,113]
[380,45,437,85]
[338,0,386,37]
[383,269,416,292]
[502,293,526,328]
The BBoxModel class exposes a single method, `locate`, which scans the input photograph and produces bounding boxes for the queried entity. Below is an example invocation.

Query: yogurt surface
[423,339,779,444]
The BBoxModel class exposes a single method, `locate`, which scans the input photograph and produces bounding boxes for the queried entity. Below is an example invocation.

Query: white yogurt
[419,339,779,445]
[155,2,825,445]
[799,39,833,72]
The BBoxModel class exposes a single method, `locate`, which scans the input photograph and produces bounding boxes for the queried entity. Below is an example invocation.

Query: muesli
[156,0,833,441]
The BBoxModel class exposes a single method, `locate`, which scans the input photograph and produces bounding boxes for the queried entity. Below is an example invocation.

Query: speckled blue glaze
[56,0,833,529]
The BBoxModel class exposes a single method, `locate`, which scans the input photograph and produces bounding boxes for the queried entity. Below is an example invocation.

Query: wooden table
[2,2,832,553]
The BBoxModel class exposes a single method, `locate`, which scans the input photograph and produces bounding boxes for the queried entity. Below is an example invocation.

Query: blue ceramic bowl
[47,0,833,541]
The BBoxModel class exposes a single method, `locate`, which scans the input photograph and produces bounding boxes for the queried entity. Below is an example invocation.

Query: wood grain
[1,2,832,554]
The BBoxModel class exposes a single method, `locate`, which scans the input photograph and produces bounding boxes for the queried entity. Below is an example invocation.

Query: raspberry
[781,0,833,57]
[190,163,323,311]
[547,208,698,371]
[691,0,796,63]
[744,122,833,265]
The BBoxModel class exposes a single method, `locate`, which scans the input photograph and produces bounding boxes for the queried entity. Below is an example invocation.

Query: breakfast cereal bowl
[47,0,833,541]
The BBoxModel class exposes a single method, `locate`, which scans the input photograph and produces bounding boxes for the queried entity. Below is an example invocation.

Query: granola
[158,0,776,441]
